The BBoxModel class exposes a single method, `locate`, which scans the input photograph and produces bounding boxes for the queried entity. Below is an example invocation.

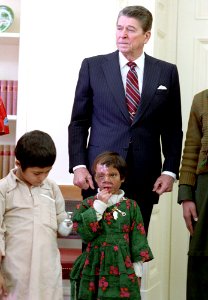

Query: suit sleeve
[68,58,93,172]
[161,64,183,178]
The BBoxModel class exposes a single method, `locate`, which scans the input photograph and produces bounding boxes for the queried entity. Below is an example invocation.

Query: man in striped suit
[68,5,182,233]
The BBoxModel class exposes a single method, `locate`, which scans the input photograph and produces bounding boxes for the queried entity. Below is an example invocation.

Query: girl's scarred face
[94,164,124,194]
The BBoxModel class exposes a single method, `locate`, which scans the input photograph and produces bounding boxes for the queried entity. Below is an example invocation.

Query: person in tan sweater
[178,89,208,300]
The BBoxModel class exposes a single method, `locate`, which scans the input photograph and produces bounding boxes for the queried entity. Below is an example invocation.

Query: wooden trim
[59,185,82,201]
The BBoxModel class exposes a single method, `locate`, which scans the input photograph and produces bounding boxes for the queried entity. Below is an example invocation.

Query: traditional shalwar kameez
[0,169,67,300]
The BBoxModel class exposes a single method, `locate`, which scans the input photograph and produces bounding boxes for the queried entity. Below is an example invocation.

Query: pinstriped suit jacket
[68,50,183,204]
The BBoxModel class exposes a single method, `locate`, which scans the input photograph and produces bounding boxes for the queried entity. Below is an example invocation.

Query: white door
[148,1,208,299]
[170,1,208,299]
[140,1,180,299]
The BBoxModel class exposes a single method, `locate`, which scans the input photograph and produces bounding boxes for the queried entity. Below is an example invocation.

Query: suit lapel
[102,51,130,123]
[133,54,161,124]
[101,52,162,125]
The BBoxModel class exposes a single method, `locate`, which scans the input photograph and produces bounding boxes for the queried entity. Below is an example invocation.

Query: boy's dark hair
[92,151,127,180]
[15,130,56,171]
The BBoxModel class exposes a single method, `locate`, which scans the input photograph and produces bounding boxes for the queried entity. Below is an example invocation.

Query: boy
[0,130,72,300]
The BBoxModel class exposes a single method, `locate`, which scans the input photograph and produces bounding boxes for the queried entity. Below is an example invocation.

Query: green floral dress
[70,196,153,300]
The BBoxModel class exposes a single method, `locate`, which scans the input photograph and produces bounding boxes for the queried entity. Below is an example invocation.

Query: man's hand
[152,174,174,195]
[73,167,95,190]
[182,200,198,235]
[0,272,7,297]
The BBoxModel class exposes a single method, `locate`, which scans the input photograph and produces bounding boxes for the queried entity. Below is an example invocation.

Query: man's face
[116,16,151,59]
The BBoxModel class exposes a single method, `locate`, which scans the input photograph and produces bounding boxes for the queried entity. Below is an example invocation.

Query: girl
[70,151,153,299]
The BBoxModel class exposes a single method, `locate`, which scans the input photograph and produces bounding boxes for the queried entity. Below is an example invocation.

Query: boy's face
[94,164,124,194]
[15,162,52,187]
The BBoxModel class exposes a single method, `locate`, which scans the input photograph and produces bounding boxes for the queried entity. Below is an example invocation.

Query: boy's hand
[0,272,8,297]
[97,189,112,204]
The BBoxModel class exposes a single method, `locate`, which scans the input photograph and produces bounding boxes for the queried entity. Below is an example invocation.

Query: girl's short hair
[91,151,127,180]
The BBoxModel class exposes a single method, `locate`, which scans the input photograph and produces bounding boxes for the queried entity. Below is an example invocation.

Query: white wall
[17,0,155,184]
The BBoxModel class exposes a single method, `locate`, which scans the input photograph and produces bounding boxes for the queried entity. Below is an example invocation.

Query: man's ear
[144,30,151,44]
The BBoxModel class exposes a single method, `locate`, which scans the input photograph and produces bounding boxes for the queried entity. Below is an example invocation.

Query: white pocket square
[157,85,167,90]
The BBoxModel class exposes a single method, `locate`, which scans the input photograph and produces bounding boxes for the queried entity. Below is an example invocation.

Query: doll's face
[94,164,124,194]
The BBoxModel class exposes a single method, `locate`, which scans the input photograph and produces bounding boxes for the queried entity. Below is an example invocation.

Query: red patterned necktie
[126,61,140,121]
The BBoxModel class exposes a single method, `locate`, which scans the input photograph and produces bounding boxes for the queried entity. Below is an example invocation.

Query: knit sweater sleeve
[179,94,203,186]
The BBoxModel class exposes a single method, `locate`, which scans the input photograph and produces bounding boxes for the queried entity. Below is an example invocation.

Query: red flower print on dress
[84,258,90,268]
[122,224,130,233]
[100,251,105,264]
[76,203,81,210]
[87,198,94,207]
[130,221,135,231]
[88,281,95,292]
[109,265,119,275]
[99,277,109,291]
[128,273,136,283]
[104,212,113,224]
[95,266,100,275]
[123,233,129,243]
[86,244,91,252]
[126,199,131,210]
[140,250,150,261]
[124,256,132,268]
[73,222,78,231]
[120,287,130,298]
[137,223,146,235]
[89,221,99,232]
[113,245,119,251]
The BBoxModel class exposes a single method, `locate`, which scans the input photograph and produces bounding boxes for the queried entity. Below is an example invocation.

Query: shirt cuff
[93,200,107,221]
[162,171,176,181]
[133,261,143,277]
[93,200,107,214]
[73,165,86,172]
